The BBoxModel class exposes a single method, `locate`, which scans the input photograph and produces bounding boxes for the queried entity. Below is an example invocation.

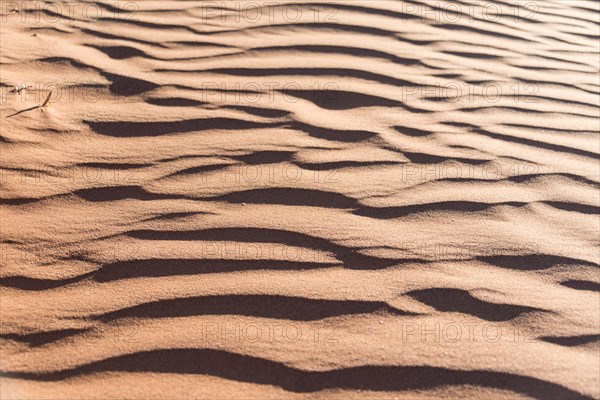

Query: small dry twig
[39,90,53,108]
[6,89,54,118]
[11,83,28,94]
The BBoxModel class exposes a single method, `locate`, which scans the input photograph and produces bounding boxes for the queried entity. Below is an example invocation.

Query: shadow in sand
[540,334,600,347]
[92,294,413,321]
[407,288,546,322]
[4,349,591,399]
[0,328,90,347]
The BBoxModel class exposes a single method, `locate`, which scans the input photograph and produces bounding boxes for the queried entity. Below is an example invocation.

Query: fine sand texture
[1,0,599,399]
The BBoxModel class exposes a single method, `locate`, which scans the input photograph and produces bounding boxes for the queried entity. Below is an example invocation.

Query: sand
[1,0,599,399]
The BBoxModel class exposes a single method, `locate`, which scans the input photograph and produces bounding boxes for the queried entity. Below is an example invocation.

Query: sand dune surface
[1,0,599,399]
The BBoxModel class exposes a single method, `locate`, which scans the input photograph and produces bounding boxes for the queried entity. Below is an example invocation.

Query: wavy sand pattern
[1,0,599,398]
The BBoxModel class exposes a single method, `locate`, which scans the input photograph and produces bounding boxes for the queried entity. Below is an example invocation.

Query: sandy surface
[1,0,599,399]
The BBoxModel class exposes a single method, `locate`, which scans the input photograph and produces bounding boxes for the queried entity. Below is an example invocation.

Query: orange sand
[1,1,599,399]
